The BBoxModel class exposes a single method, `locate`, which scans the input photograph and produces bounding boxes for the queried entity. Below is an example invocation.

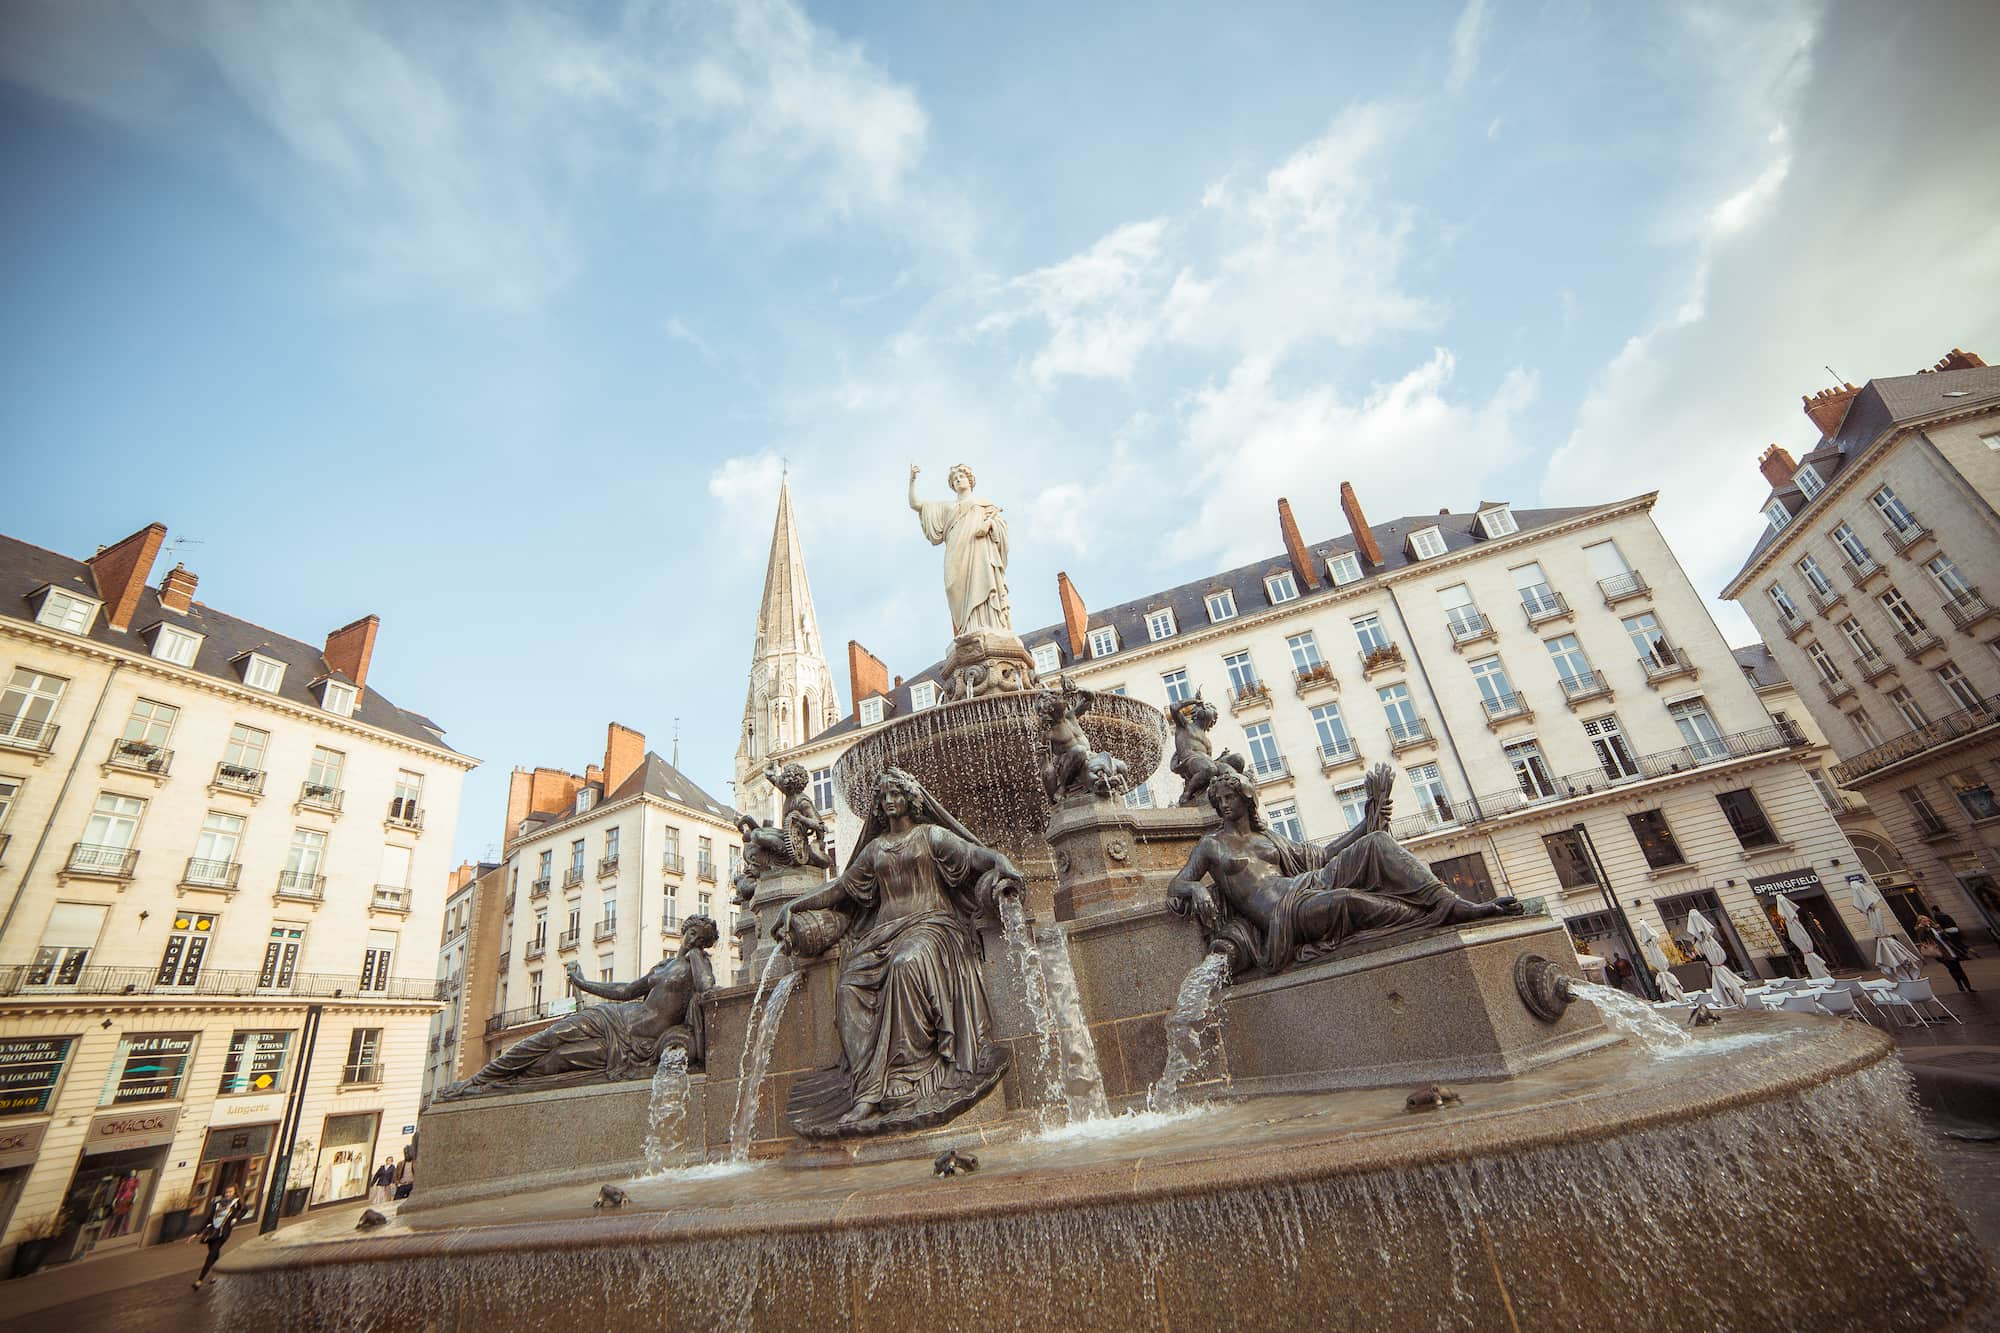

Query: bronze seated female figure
[1168,765,1521,978]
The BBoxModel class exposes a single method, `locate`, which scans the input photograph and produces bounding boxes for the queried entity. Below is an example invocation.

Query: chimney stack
[1339,483,1384,568]
[1930,348,1986,373]
[87,523,167,632]
[1276,500,1321,591]
[1758,445,1798,490]
[604,722,645,795]
[585,764,604,793]
[1057,572,1088,657]
[159,563,198,614]
[847,640,889,712]
[322,614,380,692]
[1801,384,1860,439]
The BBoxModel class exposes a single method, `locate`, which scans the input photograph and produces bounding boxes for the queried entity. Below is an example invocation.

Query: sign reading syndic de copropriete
[0,1037,77,1117]
[1748,870,1824,897]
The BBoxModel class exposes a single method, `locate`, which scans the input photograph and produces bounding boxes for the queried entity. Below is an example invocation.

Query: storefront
[57,1107,179,1259]
[0,1121,49,1240]
[312,1111,380,1206]
[1561,909,1645,992]
[1947,856,2000,941]
[0,1037,76,1243]
[1750,869,1866,971]
[190,1104,281,1222]
[1654,889,1757,978]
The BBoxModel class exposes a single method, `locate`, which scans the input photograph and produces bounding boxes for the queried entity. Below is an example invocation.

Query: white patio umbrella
[1657,969,1691,1003]
[1876,935,1925,982]
[1684,908,1728,967]
[1709,965,1750,1008]
[1773,894,1830,976]
[1846,876,1893,941]
[1634,919,1673,974]
[1805,953,1834,980]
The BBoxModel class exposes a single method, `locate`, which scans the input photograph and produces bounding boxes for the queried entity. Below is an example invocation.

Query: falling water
[726,950,783,1135]
[998,894,1065,1127]
[728,971,800,1163]
[1147,952,1230,1114]
[639,1046,692,1175]
[1034,923,1109,1122]
[1572,982,1693,1057]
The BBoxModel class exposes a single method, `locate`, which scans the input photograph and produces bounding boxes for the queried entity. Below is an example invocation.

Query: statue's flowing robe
[1209,831,1463,976]
[916,498,1012,636]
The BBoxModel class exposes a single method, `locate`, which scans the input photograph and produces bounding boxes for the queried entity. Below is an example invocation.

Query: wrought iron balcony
[1391,799,1474,841]
[1943,588,1995,633]
[1819,674,1857,705]
[298,782,344,814]
[1883,517,1932,556]
[275,869,326,901]
[385,799,425,832]
[1598,570,1649,606]
[0,963,433,1001]
[1358,644,1405,678]
[1807,585,1846,615]
[524,940,546,962]
[211,762,266,796]
[106,737,173,777]
[1558,670,1613,706]
[697,859,717,882]
[341,1062,385,1086]
[1228,681,1272,713]
[1841,555,1884,589]
[1386,718,1434,753]
[1519,585,1572,628]
[557,928,581,951]
[497,950,510,971]
[0,718,57,755]
[1638,644,1698,684]
[1291,664,1338,696]
[1855,651,1895,683]
[181,856,242,890]
[661,913,680,933]
[1831,691,2000,786]
[485,1004,556,1035]
[661,853,685,875]
[1317,738,1363,772]
[594,919,618,942]
[372,884,410,912]
[597,855,620,879]
[562,867,584,890]
[1480,692,1533,727]
[1247,754,1291,785]
[1446,612,1496,650]
[1893,627,1942,660]
[65,842,137,880]
[1776,609,1809,641]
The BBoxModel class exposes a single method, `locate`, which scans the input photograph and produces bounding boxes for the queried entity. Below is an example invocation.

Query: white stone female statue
[909,463,1013,637]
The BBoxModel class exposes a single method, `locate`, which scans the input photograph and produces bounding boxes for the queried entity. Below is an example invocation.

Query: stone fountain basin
[216,1015,1991,1331]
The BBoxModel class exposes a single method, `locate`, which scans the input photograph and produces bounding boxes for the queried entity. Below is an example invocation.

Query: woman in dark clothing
[189,1184,246,1290]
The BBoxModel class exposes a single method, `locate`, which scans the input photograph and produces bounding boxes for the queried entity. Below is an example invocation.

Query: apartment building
[475,725,742,1066]
[1723,349,2000,942]
[421,861,494,1108]
[0,523,473,1264]
[764,483,1875,986]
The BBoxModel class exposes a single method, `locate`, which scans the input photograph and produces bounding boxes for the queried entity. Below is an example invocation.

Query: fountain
[219,463,1992,1329]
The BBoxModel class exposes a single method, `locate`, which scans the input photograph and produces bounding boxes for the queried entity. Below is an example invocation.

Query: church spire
[753,471,824,659]
[735,471,839,823]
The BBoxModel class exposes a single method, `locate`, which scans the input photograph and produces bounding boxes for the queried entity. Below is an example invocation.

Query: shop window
[155,912,219,988]
[0,1036,75,1116]
[1429,852,1496,903]
[1626,810,1686,869]
[218,1030,293,1096]
[343,1029,382,1085]
[102,1033,197,1105]
[312,1112,380,1205]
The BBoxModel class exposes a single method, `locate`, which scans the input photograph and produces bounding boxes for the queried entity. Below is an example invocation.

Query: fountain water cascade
[729,970,800,1164]
[638,1047,692,1175]
[1147,951,1230,1114]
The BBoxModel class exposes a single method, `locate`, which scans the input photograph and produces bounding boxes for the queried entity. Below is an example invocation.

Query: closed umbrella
[1685,908,1728,967]
[1846,877,1892,941]
[1709,965,1749,1008]
[1634,919,1673,975]
[1876,935,1924,982]
[1805,953,1834,980]
[1657,970,1690,1003]
[1774,894,1830,976]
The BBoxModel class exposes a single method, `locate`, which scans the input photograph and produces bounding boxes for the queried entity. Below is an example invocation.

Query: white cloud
[664,315,719,364]
[1448,0,1491,93]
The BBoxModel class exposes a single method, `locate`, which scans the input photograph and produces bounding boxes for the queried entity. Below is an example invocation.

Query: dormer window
[149,624,203,667]
[1146,608,1177,641]
[1087,625,1119,658]
[910,680,938,710]
[576,788,595,814]
[859,697,885,726]
[1794,464,1824,500]
[1264,572,1299,605]
[34,588,100,635]
[1478,506,1517,538]
[1409,526,1447,559]
[1204,591,1237,622]
[1327,552,1362,586]
[321,680,357,718]
[1765,498,1793,531]
[241,653,285,693]
[1031,642,1061,675]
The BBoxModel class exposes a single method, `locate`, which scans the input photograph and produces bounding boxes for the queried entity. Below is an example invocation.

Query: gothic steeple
[735,472,838,823]
[753,471,824,660]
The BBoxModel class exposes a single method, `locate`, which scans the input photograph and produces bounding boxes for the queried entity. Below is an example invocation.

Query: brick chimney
[86,523,167,632]
[1339,483,1384,567]
[504,769,533,841]
[1802,384,1860,439]
[322,614,380,691]
[1057,572,1088,657]
[604,722,645,795]
[504,766,583,843]
[449,860,479,892]
[584,764,604,794]
[847,640,889,711]
[1757,445,1798,490]
[1276,500,1321,590]
[1931,348,1986,372]
[158,563,198,613]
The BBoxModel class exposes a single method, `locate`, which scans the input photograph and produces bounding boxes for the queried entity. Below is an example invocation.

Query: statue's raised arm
[908,462,1014,638]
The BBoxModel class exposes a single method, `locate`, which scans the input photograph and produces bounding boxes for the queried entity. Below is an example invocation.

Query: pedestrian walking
[188,1184,246,1290]
[1916,915,1975,993]
[369,1157,397,1204]
[393,1156,415,1201]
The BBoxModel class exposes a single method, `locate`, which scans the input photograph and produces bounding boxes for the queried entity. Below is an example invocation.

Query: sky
[3,0,1997,866]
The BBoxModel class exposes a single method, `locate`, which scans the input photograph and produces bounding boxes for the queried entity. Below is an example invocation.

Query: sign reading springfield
[0,1037,76,1116]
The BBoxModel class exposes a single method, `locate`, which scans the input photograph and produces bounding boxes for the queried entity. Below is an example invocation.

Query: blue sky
[3,0,1996,864]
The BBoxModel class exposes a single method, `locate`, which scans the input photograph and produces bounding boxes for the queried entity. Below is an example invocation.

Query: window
[1409,527,1446,559]
[156,911,219,988]
[1352,614,1388,654]
[242,653,285,692]
[1800,767,1842,815]
[1204,591,1237,622]
[261,923,304,988]
[1937,662,1981,711]
[1031,642,1062,675]
[1796,555,1833,595]
[279,829,326,895]
[1286,632,1323,674]
[1838,619,1879,659]
[1794,464,1824,499]
[1264,572,1299,605]
[153,625,201,666]
[306,745,345,794]
[1545,634,1592,686]
[910,680,938,710]
[1513,562,1560,617]
[28,902,107,987]
[1310,703,1352,758]
[220,724,269,776]
[1,668,66,744]
[359,930,396,993]
[1380,683,1420,740]
[536,849,554,883]
[697,837,715,877]
[1767,583,1801,622]
[82,791,145,852]
[1830,522,1871,567]
[811,768,836,813]
[1087,626,1119,658]
[1626,810,1685,869]
[36,589,97,634]
[189,811,244,883]
[1849,709,1884,748]
[1334,781,1369,830]
[1243,722,1283,777]
[1480,507,1518,538]
[344,1029,382,1084]
[1716,788,1779,849]
[219,1030,293,1095]
[1146,609,1177,641]
[1667,699,1725,761]
[567,905,582,939]
[1888,687,1928,730]
[604,826,621,864]
[569,839,586,880]
[1584,715,1639,779]
[530,971,544,1009]
[1879,587,1928,637]
[1327,552,1362,585]
[1902,786,1949,835]
[122,698,178,749]
[1504,739,1556,799]
[1944,770,1999,822]
[1469,656,1515,716]
[859,697,884,726]
[379,843,412,893]
[1407,763,1453,825]
[0,777,15,831]
[1439,583,1482,640]
[390,770,424,824]
[1872,486,1917,533]
[1430,852,1497,902]
[1924,554,1973,601]
[1223,652,1260,694]
[1265,801,1304,842]
[1123,781,1155,809]
[1542,830,1598,888]
[102,1032,196,1105]
[1161,669,1192,704]
[1765,499,1793,530]
[533,911,548,949]
[1803,641,1844,686]
[1623,612,1670,665]
[322,680,357,717]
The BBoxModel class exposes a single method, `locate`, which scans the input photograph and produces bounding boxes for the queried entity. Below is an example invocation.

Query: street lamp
[1573,822,1658,1001]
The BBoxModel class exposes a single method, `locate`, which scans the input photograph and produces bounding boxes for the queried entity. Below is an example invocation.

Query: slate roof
[1731,643,1787,691]
[608,751,739,823]
[1727,365,2000,586]
[804,499,1608,745]
[0,532,459,753]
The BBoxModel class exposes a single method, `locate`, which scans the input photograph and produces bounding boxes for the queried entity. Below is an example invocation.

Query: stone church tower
[734,473,839,825]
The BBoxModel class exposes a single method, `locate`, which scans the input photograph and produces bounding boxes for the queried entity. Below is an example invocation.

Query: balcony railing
[1317,738,1362,772]
[1228,681,1272,712]
[594,919,618,942]
[598,855,620,879]
[1893,627,1942,661]
[1386,718,1434,752]
[1943,588,1996,633]
[106,738,173,777]
[1841,555,1884,588]
[1247,755,1290,784]
[485,1003,559,1035]
[275,869,326,901]
[1638,644,1698,684]
[1446,612,1495,649]
[1558,670,1613,706]
[372,884,410,912]
[181,857,241,890]
[386,800,425,832]
[530,876,551,899]
[1830,691,2000,786]
[1883,517,1932,556]
[1519,585,1571,627]
[1291,664,1338,696]
[0,718,57,755]
[524,940,547,962]
[434,976,458,999]
[1855,651,1895,684]
[562,867,584,890]
[557,928,581,950]
[1480,693,1533,727]
[0,964,433,1001]
[1808,585,1845,615]
[298,782,344,814]
[661,853,685,875]
[1819,675,1857,705]
[212,762,266,796]
[1914,812,1954,840]
[65,842,138,880]
[697,860,717,882]
[661,913,680,933]
[1359,644,1405,678]
[1776,610,1809,641]
[341,1062,385,1086]
[1598,571,1649,606]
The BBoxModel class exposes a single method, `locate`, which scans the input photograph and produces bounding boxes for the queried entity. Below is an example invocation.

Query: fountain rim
[221,1014,1891,1275]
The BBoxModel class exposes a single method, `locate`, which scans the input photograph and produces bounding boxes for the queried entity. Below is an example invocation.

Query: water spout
[998,895,1109,1125]
[729,970,801,1163]
[1573,982,1692,1057]
[1148,951,1230,1114]
[639,1046,692,1175]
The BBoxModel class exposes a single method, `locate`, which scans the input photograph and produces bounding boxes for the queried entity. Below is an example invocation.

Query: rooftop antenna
[672,717,680,768]
[166,535,205,558]
[1824,365,1842,384]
